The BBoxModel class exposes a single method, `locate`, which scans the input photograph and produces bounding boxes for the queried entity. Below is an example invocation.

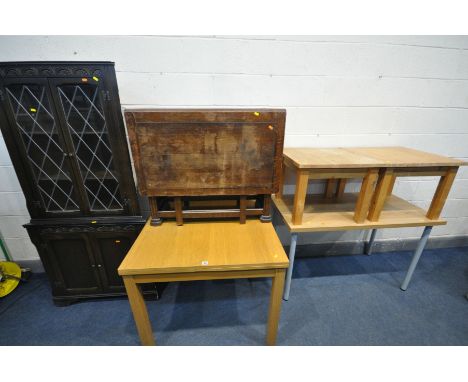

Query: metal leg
[283,233,298,301]
[365,229,377,255]
[400,226,433,291]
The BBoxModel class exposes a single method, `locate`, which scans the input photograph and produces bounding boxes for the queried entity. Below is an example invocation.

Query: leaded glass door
[49,78,127,214]
[2,79,82,215]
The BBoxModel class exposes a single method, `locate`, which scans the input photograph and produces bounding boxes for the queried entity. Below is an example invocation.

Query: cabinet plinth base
[51,288,161,306]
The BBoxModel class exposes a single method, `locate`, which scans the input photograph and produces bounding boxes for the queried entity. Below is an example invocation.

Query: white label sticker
[201,260,209,266]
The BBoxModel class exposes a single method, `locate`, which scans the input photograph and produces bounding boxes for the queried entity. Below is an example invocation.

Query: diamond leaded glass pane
[5,84,80,212]
[57,84,123,211]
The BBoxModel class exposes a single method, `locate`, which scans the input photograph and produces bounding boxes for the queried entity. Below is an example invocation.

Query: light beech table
[118,219,288,345]
[275,147,466,300]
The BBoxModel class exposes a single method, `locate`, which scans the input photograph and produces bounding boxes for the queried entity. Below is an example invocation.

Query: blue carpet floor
[1,246,467,345]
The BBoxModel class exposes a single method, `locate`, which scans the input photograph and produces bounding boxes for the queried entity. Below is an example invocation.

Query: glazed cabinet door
[48,75,136,216]
[41,232,102,295]
[0,78,84,217]
[0,62,140,218]
[90,231,138,292]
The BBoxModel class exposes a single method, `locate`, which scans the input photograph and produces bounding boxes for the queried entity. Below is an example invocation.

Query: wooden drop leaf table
[118,219,289,345]
[275,146,466,300]
[125,108,286,226]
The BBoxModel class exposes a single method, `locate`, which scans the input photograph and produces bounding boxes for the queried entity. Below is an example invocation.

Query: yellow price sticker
[91,220,97,224]
[92,76,99,82]
[254,112,260,116]
[30,108,37,113]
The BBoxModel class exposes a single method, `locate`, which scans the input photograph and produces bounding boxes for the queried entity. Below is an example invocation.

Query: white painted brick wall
[0,35,467,260]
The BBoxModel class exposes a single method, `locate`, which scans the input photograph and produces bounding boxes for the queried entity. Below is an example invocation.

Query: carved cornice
[40,225,139,234]
[0,64,104,79]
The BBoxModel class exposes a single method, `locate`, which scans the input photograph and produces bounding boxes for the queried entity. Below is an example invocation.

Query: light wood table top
[118,219,289,276]
[273,193,446,233]
[284,147,466,169]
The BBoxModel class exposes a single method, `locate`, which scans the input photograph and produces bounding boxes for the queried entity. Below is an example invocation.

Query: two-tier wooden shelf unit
[273,146,466,300]
[275,147,465,231]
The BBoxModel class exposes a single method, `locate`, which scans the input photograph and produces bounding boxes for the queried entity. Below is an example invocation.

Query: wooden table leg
[387,174,396,196]
[368,168,394,221]
[174,197,183,226]
[336,178,347,198]
[266,268,286,345]
[354,168,378,223]
[260,194,272,222]
[292,170,309,225]
[426,167,458,220]
[149,197,162,226]
[239,196,247,224]
[325,179,337,198]
[276,162,286,199]
[123,276,155,346]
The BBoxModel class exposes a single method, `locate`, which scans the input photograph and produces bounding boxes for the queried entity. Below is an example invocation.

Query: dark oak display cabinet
[0,62,157,305]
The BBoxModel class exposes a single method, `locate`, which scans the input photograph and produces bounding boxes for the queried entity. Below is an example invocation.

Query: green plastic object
[0,235,12,262]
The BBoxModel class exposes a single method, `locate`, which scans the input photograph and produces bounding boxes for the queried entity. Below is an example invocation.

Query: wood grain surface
[272,193,446,232]
[118,219,289,276]
[125,109,286,196]
[284,147,466,169]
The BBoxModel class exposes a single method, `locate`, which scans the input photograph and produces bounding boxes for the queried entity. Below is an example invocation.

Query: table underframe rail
[149,195,273,226]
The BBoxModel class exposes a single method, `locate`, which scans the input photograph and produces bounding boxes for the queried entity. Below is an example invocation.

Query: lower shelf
[272,193,446,232]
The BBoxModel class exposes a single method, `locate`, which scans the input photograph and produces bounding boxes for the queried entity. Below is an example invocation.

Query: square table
[118,219,289,345]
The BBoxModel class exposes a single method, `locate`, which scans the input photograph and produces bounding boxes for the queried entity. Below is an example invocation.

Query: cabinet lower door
[42,233,101,295]
[90,232,137,293]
